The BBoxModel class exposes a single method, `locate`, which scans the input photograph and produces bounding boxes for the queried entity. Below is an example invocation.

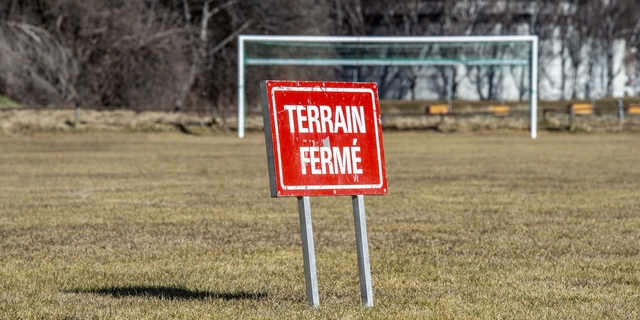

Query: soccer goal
[237,35,538,139]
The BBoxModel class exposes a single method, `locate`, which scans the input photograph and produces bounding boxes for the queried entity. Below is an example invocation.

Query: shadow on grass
[70,286,267,301]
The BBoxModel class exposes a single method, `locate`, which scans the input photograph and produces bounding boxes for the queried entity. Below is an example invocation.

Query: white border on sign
[271,86,384,191]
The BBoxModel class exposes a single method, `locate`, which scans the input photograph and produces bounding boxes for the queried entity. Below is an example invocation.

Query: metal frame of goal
[237,35,538,139]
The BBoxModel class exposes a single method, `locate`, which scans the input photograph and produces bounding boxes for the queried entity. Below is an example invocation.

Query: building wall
[406,37,629,102]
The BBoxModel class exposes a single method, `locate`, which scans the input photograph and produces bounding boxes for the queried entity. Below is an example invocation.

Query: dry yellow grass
[3,108,640,135]
[0,109,213,135]
[0,131,639,318]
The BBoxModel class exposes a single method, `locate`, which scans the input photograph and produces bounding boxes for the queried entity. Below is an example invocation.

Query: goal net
[237,35,538,138]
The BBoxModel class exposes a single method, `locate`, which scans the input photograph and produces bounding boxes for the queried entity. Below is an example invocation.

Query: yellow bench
[569,104,593,115]
[488,105,509,116]
[628,104,640,114]
[426,104,450,115]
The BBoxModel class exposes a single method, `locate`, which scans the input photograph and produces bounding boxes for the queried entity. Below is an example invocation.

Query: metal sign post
[352,195,373,306]
[297,196,319,307]
[261,80,387,307]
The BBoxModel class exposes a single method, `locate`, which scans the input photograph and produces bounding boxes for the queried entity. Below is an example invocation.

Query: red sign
[261,80,387,197]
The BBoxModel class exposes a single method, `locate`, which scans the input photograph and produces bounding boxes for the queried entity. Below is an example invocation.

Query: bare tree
[6,0,640,110]
[450,0,498,100]
[0,20,78,105]
[0,0,329,109]
[178,0,252,110]
[588,0,636,96]
[1,0,190,109]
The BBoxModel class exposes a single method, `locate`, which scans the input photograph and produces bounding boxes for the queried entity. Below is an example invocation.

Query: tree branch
[209,20,252,55]
[202,0,240,43]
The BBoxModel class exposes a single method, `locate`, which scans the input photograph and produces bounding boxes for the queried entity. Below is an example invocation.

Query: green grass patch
[0,94,19,107]
[1,132,639,318]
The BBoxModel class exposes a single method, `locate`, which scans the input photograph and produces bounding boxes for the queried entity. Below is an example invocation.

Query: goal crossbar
[246,58,529,66]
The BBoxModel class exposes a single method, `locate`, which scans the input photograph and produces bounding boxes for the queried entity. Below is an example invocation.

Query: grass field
[1,131,639,318]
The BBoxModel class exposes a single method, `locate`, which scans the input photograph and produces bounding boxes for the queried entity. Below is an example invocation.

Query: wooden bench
[569,103,593,115]
[426,104,450,115]
[488,105,509,116]
[628,104,640,114]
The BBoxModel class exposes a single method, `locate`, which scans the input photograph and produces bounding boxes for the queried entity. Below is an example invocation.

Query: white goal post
[237,35,538,139]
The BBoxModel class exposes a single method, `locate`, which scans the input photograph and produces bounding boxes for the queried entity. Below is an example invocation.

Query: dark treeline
[1,0,639,110]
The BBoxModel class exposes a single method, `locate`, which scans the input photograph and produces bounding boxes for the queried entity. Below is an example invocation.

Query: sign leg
[352,195,374,307]
[298,196,319,307]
